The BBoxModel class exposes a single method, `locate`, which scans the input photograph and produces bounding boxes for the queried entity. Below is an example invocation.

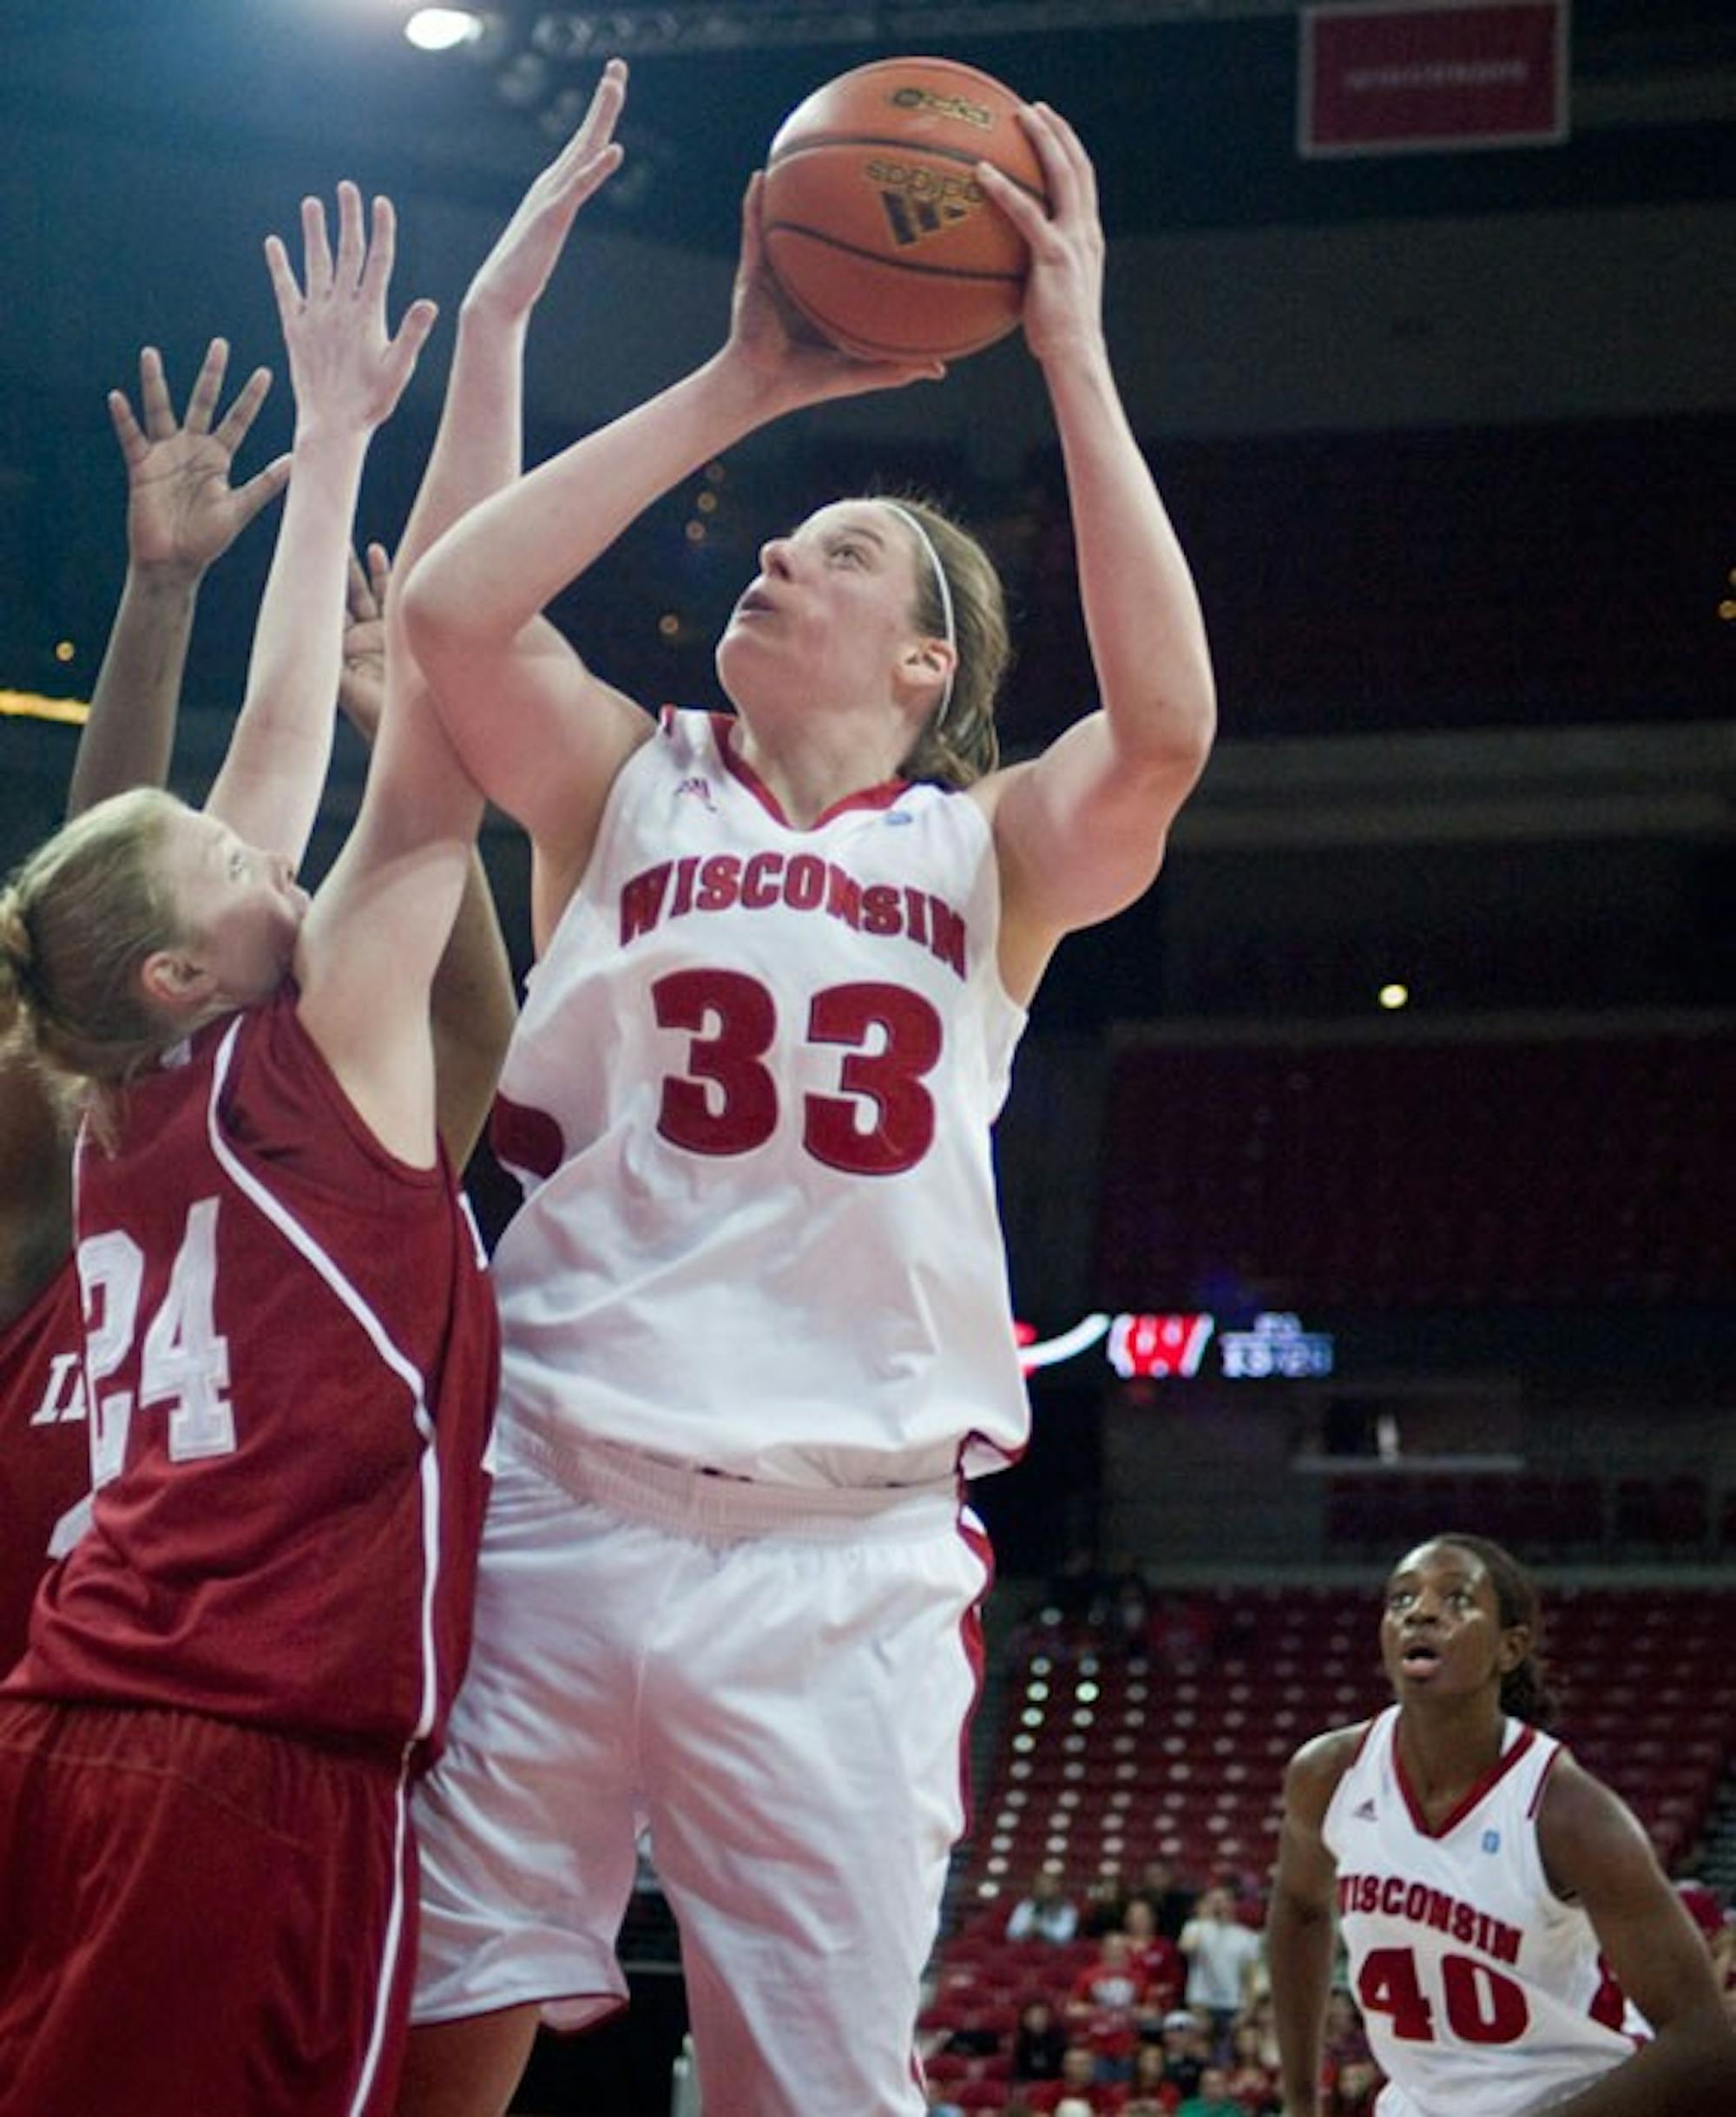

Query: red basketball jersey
[0,1259,89,1674]
[5,989,499,1763]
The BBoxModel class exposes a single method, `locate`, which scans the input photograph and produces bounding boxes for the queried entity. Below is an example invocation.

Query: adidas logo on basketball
[865,158,984,247]
[889,85,992,129]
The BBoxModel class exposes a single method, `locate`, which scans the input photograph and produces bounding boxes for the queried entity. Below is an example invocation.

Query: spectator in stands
[1009,1868,1082,1944]
[1126,2041,1171,2100]
[1122,1893,1184,2013]
[1013,1996,1070,2082]
[1081,1863,1132,1938]
[1132,1853,1198,1942]
[1158,2007,1212,2101]
[1318,1989,1369,2076]
[1221,2015,1279,2112]
[1070,1930,1147,2017]
[1068,1928,1147,2075]
[1179,1885,1263,2049]
[1267,1532,1736,2117]
[1177,2064,1244,2117]
[924,2086,966,2117]
[1029,2044,1108,2113]
[1326,2055,1381,2114]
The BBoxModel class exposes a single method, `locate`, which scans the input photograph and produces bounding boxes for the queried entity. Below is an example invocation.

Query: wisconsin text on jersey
[1339,1871,1523,1966]
[618,852,970,980]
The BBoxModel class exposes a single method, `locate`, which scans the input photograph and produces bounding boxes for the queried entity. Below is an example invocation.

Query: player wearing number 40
[1266,1535,1736,2117]
[390,58,1216,2117]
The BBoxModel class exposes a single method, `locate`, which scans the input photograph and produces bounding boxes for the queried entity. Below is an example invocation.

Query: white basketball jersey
[489,709,1031,1488]
[1323,1706,1646,2117]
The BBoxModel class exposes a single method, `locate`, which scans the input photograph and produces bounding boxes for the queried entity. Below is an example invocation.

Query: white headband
[881,502,957,723]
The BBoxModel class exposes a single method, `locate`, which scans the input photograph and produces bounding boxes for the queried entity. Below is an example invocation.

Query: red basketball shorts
[0,1698,415,2117]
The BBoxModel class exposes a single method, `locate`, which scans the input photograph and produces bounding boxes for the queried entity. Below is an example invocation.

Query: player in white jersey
[1267,1535,1736,2117]
[392,64,1216,2117]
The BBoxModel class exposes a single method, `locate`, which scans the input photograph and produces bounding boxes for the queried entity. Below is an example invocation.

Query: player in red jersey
[0,365,514,1678]
[0,85,628,2105]
[0,337,290,1672]
[1267,1534,1736,2117]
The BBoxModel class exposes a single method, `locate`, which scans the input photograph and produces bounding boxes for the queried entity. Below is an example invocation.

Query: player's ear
[138,948,217,1017]
[1496,1622,1532,1674]
[902,635,957,695]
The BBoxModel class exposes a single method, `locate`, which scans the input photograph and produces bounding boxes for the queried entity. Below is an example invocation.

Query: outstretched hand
[464,57,628,325]
[107,339,291,583]
[975,102,1107,367]
[336,542,391,743]
[264,182,437,436]
[722,173,945,410]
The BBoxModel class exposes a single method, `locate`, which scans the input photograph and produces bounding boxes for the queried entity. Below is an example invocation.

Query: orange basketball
[762,56,1045,364]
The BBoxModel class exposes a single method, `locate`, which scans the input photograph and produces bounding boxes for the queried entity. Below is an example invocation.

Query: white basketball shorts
[411,1423,993,2117]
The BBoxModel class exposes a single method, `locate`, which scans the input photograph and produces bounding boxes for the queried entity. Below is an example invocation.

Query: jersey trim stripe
[203,1016,445,1743]
[1528,1740,1564,1820]
[1393,1718,1538,1838]
[346,1762,414,2117]
[707,710,912,827]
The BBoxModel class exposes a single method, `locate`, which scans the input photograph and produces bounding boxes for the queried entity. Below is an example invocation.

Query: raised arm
[1266,1730,1358,2117]
[203,184,434,865]
[400,159,942,932]
[69,339,289,818]
[333,545,515,1170]
[971,105,1217,1004]
[299,70,628,1165]
[1539,1759,1736,2115]
[3,343,290,1320]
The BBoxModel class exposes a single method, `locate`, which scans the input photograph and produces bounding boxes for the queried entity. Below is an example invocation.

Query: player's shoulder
[1285,1716,1381,1818]
[1534,1741,1637,1842]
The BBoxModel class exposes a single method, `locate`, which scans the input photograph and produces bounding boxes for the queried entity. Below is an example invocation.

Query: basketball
[762,56,1046,364]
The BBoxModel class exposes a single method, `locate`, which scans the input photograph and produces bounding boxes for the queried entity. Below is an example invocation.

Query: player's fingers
[229,454,293,530]
[210,366,273,457]
[136,345,175,442]
[300,194,334,299]
[570,55,627,161]
[264,232,304,320]
[366,542,392,608]
[334,181,367,295]
[358,193,398,309]
[380,296,438,396]
[1032,102,1097,220]
[975,160,1044,240]
[1016,104,1081,227]
[738,172,766,270]
[106,388,148,468]
[182,337,229,436]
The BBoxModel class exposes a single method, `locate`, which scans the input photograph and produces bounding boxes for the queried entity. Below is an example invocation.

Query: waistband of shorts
[503,1417,963,1544]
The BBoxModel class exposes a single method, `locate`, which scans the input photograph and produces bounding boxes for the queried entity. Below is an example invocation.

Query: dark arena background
[2,3,1733,2111]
